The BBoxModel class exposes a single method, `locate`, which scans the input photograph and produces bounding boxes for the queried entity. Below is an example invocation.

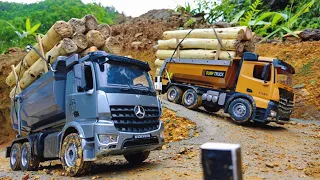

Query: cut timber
[6,62,27,86]
[83,14,99,31]
[80,46,98,57]
[10,87,21,99]
[163,26,252,41]
[68,18,86,34]
[157,38,239,51]
[299,29,320,41]
[19,38,78,89]
[86,30,105,48]
[100,37,122,54]
[72,32,88,52]
[155,59,165,67]
[97,24,112,38]
[23,21,73,68]
[156,68,160,76]
[156,50,235,60]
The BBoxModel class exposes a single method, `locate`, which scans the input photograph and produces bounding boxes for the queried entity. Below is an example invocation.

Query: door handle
[246,88,252,93]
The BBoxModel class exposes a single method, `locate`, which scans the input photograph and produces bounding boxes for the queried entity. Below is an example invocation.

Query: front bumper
[82,120,165,161]
[253,101,292,124]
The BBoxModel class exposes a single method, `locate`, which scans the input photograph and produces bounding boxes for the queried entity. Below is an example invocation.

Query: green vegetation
[180,0,319,41]
[0,0,118,53]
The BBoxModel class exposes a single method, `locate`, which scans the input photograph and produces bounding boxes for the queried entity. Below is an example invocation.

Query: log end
[68,18,86,34]
[61,38,78,54]
[97,24,112,38]
[83,14,99,31]
[54,21,73,38]
[72,32,88,50]
[86,30,105,48]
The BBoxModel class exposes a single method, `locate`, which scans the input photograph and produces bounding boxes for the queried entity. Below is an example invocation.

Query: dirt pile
[256,41,320,119]
[0,48,26,146]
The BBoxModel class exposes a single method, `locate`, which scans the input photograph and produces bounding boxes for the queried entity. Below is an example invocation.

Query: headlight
[270,110,277,117]
[98,134,118,144]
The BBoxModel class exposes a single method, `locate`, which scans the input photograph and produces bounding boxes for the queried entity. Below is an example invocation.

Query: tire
[124,151,150,164]
[60,133,92,176]
[21,142,40,171]
[228,98,253,124]
[182,89,202,109]
[167,86,183,104]
[203,105,220,113]
[10,143,21,171]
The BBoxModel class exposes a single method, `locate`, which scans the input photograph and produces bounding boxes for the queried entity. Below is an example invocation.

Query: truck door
[235,61,274,109]
[67,63,97,122]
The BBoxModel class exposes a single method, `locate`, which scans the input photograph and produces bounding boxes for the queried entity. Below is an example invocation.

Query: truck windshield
[276,68,293,87]
[97,62,153,89]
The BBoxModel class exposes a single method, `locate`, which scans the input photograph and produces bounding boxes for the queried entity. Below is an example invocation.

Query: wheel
[182,89,202,109]
[10,143,21,171]
[124,151,150,164]
[60,133,92,176]
[21,142,40,171]
[228,98,252,124]
[203,105,220,113]
[167,86,183,104]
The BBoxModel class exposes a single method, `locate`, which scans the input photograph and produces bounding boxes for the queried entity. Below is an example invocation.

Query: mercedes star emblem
[134,105,145,119]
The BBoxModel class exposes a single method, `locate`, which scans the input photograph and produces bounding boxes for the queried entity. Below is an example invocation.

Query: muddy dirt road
[0,99,319,180]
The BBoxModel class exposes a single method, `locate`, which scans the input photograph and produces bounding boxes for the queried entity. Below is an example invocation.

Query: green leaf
[29,23,41,34]
[259,27,282,43]
[5,21,18,31]
[231,10,245,24]
[271,13,284,27]
[254,12,275,26]
[281,26,299,38]
[26,18,31,31]
[286,0,314,28]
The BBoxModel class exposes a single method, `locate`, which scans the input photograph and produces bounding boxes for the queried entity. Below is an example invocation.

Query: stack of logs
[7,14,120,98]
[154,26,255,75]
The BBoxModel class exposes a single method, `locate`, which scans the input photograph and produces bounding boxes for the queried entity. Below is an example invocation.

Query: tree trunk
[72,32,88,52]
[86,30,105,48]
[97,24,112,38]
[156,50,236,60]
[157,38,239,51]
[19,38,77,89]
[80,46,98,57]
[162,27,252,41]
[83,14,99,31]
[6,61,27,86]
[68,18,86,34]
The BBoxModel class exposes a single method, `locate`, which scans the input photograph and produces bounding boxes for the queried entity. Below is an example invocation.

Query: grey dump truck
[6,51,164,176]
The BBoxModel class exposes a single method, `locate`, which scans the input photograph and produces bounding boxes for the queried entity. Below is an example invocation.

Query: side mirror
[261,63,271,83]
[74,64,86,91]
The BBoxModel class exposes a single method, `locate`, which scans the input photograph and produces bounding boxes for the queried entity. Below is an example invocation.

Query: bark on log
[157,38,239,51]
[22,21,73,68]
[72,32,88,52]
[86,30,105,48]
[156,50,236,60]
[97,24,112,38]
[83,14,99,31]
[80,46,98,57]
[298,29,320,41]
[100,37,122,54]
[68,18,86,34]
[19,38,77,89]
[163,26,252,41]
[6,61,27,86]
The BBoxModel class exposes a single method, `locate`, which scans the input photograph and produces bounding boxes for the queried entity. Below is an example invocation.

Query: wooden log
[86,30,105,48]
[23,21,73,68]
[155,68,161,76]
[19,38,78,89]
[299,29,320,41]
[155,59,165,67]
[97,24,112,38]
[100,37,122,54]
[10,65,22,93]
[83,14,99,31]
[80,46,98,57]
[6,61,27,86]
[10,87,21,99]
[157,38,239,51]
[163,26,252,41]
[156,50,236,60]
[36,34,48,73]
[68,18,86,34]
[72,32,88,52]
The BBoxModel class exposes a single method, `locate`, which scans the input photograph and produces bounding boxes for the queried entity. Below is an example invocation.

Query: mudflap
[5,146,11,158]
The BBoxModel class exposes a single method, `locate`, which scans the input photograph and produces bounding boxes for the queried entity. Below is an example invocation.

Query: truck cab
[156,52,295,125]
[7,51,164,176]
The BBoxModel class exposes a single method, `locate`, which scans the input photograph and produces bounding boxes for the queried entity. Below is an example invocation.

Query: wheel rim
[169,89,177,99]
[233,103,247,118]
[21,147,28,167]
[185,93,194,105]
[65,144,78,167]
[10,148,18,166]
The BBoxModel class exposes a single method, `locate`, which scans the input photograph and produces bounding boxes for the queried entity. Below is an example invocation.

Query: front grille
[110,105,160,132]
[278,88,294,118]
[123,137,159,148]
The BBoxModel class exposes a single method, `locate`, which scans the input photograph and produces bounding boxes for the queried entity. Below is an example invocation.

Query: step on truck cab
[155,52,295,125]
[6,51,164,176]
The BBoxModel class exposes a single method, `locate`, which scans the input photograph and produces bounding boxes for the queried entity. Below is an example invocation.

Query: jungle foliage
[0,0,119,53]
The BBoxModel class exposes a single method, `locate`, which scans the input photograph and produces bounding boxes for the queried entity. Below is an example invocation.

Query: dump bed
[160,58,240,89]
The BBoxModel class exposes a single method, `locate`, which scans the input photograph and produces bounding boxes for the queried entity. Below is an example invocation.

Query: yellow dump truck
[155,52,295,124]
